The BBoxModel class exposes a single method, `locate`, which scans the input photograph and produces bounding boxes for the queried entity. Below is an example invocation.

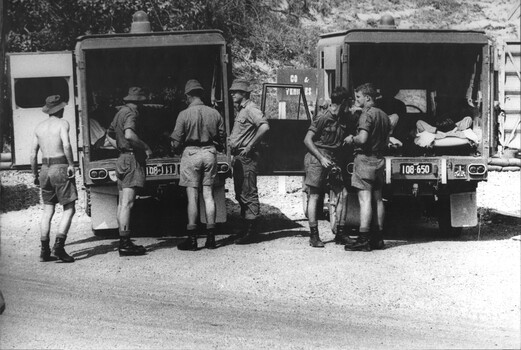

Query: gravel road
[0,171,520,349]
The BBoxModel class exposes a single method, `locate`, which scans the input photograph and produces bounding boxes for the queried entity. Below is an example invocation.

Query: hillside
[237,0,520,85]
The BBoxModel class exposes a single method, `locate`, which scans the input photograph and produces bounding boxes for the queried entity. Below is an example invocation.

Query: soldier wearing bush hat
[31,95,77,263]
[228,79,270,244]
[106,86,152,256]
[171,79,226,251]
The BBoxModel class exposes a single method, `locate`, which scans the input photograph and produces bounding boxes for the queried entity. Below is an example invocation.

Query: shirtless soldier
[30,95,77,263]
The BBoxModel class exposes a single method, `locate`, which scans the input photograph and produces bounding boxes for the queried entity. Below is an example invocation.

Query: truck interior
[84,45,227,161]
[348,43,485,157]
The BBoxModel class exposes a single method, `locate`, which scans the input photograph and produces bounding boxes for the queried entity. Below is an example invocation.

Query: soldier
[303,87,352,248]
[228,79,270,244]
[170,79,226,250]
[30,95,77,263]
[344,83,391,251]
[106,87,152,256]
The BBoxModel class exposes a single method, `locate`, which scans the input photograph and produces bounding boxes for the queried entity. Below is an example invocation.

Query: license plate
[146,163,179,176]
[400,163,432,175]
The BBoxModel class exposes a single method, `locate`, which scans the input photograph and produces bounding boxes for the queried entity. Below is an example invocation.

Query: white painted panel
[9,52,73,78]
[324,46,337,70]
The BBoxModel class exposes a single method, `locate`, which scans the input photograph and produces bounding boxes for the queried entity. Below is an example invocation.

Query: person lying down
[414,116,480,148]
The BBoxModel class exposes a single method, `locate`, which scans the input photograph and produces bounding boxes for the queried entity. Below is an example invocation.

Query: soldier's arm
[60,120,75,177]
[124,128,152,158]
[238,109,269,156]
[30,132,40,183]
[304,130,332,169]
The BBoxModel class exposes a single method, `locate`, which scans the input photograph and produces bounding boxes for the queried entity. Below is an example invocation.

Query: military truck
[6,12,233,234]
[314,20,494,234]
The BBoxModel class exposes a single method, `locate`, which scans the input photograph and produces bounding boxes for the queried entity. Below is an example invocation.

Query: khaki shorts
[39,164,78,205]
[116,153,146,190]
[180,146,217,187]
[351,154,385,191]
[304,152,328,189]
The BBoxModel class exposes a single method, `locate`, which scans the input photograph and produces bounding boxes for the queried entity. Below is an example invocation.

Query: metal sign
[277,69,317,103]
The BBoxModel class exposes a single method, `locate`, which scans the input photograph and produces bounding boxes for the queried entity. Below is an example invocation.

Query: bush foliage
[7,0,334,69]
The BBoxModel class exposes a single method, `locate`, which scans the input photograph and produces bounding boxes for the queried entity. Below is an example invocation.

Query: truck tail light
[468,164,486,175]
[89,168,108,180]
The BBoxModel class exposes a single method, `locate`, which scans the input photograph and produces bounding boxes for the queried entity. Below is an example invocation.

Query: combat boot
[344,232,372,252]
[370,230,386,250]
[309,226,325,248]
[235,220,258,245]
[52,236,75,262]
[177,231,198,251]
[204,228,217,250]
[334,225,355,245]
[40,239,57,262]
[118,237,147,256]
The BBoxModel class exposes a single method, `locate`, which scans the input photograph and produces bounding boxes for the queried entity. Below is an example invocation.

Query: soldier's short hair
[355,83,378,100]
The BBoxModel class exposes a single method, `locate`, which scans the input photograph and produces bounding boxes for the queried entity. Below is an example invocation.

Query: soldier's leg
[40,204,55,241]
[52,201,76,262]
[39,204,56,262]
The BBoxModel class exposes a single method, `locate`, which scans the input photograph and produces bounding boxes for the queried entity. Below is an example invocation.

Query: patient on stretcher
[415,116,480,148]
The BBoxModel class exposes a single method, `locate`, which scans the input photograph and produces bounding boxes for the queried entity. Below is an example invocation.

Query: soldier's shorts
[179,146,217,188]
[304,152,328,189]
[351,154,385,191]
[39,163,78,205]
[116,152,146,190]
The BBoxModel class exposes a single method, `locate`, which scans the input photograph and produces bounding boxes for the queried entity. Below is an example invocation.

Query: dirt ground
[0,171,520,349]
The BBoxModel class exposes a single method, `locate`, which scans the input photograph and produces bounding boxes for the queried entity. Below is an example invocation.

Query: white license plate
[146,163,179,176]
[400,163,432,175]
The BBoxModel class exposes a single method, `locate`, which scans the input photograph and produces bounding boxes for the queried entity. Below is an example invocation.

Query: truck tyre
[437,195,463,237]
[85,188,91,217]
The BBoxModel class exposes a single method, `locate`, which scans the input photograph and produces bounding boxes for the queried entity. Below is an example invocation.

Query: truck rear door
[258,83,311,175]
[7,52,78,166]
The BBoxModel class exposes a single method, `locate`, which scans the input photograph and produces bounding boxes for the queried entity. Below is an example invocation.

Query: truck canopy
[75,31,230,162]
[317,28,491,158]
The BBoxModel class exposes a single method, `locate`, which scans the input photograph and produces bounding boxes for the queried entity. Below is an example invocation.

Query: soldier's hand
[145,147,153,159]
[67,166,75,178]
[320,156,333,169]
[239,146,251,157]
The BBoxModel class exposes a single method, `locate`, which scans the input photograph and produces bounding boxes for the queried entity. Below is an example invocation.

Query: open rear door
[258,83,311,175]
[7,52,77,167]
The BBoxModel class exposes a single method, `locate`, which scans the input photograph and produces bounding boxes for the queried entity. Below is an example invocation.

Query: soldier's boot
[52,236,75,262]
[177,230,198,251]
[235,220,258,245]
[334,225,355,245]
[344,231,372,252]
[204,228,217,250]
[118,236,147,256]
[40,239,57,262]
[309,226,325,248]
[369,230,386,250]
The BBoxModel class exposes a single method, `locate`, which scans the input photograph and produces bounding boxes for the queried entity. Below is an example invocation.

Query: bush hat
[184,79,204,95]
[42,95,67,115]
[229,79,253,93]
[123,87,148,102]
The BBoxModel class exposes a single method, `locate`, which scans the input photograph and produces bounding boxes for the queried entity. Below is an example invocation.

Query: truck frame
[316,27,493,234]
